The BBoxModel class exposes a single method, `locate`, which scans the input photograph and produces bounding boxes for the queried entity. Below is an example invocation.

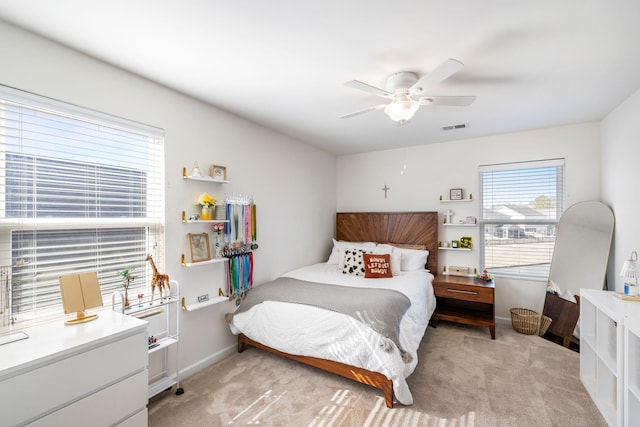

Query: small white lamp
[620,251,639,295]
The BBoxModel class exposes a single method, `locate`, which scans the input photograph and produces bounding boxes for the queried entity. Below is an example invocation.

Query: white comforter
[228,262,435,405]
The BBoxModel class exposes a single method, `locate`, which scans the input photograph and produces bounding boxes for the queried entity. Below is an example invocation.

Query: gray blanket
[229,277,412,361]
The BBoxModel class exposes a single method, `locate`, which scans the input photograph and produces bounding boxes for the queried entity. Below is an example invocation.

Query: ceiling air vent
[441,123,469,131]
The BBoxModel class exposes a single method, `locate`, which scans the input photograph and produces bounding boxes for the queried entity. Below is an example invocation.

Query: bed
[227,211,438,408]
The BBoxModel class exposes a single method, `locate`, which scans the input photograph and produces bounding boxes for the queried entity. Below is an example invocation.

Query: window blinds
[0,85,164,325]
[479,159,564,279]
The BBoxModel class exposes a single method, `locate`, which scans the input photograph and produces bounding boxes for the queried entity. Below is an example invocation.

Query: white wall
[601,88,640,293]
[338,123,602,320]
[0,21,337,375]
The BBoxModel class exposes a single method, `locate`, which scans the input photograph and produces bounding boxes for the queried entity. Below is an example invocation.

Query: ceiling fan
[341,58,476,125]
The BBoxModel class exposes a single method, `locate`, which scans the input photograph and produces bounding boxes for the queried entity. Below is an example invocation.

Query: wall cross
[381,184,390,199]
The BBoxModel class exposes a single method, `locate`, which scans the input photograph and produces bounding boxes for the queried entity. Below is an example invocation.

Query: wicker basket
[538,315,553,337]
[510,308,540,335]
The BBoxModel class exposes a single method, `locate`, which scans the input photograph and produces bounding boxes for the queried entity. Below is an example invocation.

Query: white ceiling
[1,1,639,155]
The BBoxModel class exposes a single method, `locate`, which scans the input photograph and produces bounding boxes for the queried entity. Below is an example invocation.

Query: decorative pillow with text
[363,253,393,278]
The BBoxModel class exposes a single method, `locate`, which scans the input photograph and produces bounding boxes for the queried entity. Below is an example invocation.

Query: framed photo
[210,164,227,181]
[188,233,211,263]
[449,188,463,200]
[451,240,460,248]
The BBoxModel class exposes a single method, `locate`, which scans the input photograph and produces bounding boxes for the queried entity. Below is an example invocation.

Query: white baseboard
[179,344,237,380]
[496,316,511,325]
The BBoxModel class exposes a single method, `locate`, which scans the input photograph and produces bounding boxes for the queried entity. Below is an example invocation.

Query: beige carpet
[148,322,606,426]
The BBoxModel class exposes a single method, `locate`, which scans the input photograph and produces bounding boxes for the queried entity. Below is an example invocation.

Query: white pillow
[375,244,401,276]
[327,239,376,264]
[394,247,429,271]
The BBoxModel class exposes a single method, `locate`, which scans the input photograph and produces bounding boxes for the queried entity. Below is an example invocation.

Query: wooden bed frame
[237,211,439,408]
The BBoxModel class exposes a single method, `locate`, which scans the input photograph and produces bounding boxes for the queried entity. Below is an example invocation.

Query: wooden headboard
[336,211,438,274]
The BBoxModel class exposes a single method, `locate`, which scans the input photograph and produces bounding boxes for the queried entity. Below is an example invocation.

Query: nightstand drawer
[433,281,494,304]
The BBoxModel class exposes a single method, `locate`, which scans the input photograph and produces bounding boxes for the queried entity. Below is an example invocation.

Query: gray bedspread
[228,276,412,360]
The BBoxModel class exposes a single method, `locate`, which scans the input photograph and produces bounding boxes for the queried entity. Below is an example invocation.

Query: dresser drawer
[27,370,148,427]
[433,281,494,304]
[3,330,147,426]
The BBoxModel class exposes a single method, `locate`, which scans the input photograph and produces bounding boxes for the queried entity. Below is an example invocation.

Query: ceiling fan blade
[420,96,476,106]
[344,80,393,98]
[409,59,464,96]
[340,104,387,119]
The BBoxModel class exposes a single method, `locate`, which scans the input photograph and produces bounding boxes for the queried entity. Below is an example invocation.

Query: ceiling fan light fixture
[384,94,419,123]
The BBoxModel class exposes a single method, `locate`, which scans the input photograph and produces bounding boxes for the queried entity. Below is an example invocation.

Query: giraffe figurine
[146,254,170,304]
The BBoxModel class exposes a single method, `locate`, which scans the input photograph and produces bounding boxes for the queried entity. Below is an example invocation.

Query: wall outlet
[197,294,209,303]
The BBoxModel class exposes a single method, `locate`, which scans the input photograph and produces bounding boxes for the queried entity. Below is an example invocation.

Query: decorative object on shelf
[58,272,104,325]
[475,269,494,282]
[210,164,227,180]
[214,204,226,220]
[197,192,217,220]
[465,216,476,224]
[117,267,136,308]
[451,240,459,248]
[148,335,159,349]
[449,266,469,276]
[190,161,202,177]
[443,209,454,224]
[449,188,463,200]
[620,250,639,296]
[146,254,170,303]
[188,232,212,263]
[460,236,473,249]
[213,223,224,258]
[137,293,144,307]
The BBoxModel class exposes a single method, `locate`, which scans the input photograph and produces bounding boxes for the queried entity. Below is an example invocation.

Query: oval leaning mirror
[548,200,615,297]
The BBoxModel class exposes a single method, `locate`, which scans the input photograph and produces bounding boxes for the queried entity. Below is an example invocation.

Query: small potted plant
[117,268,136,308]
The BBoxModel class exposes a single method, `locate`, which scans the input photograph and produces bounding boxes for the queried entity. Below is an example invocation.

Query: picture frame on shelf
[210,164,227,180]
[451,240,460,248]
[449,188,463,200]
[188,232,211,263]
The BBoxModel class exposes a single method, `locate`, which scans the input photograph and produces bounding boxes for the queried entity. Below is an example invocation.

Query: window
[479,159,564,280]
[0,85,164,325]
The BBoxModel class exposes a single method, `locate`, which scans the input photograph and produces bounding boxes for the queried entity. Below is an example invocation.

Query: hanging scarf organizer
[221,194,257,305]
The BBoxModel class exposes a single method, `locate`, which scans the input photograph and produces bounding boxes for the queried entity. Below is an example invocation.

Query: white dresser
[0,311,148,427]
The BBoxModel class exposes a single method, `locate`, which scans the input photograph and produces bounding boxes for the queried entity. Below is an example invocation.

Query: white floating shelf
[181,296,229,311]
[438,247,472,251]
[439,198,473,203]
[443,223,477,227]
[181,211,229,223]
[181,255,228,267]
[182,167,229,184]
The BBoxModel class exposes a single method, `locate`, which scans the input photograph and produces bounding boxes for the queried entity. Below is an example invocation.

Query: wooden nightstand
[431,275,496,339]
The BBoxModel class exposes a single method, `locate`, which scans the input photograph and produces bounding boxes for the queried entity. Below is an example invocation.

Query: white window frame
[0,85,165,326]
[479,159,565,280]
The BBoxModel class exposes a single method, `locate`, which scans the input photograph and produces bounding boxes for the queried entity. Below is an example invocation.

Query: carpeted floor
[147,322,606,426]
